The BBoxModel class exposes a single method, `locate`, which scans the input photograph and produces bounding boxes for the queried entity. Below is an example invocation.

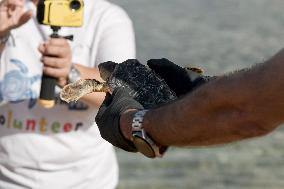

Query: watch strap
[132,110,168,158]
[68,64,81,83]
[132,110,148,131]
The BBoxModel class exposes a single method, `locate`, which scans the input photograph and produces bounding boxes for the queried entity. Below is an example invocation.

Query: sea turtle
[60,59,178,108]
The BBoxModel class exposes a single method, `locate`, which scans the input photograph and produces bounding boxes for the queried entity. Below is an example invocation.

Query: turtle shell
[106,59,177,109]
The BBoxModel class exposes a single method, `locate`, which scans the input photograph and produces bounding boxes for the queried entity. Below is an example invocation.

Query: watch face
[133,135,156,158]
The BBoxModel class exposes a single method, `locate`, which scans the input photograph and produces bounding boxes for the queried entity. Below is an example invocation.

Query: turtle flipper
[60,79,108,103]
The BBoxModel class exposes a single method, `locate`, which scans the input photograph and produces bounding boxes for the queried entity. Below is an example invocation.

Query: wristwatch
[68,64,81,83]
[131,110,168,158]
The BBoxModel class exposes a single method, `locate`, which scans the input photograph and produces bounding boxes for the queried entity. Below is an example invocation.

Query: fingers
[1,0,32,30]
[4,0,24,14]
[147,58,183,74]
[39,38,72,80]
[16,10,33,27]
[41,56,71,82]
[42,65,69,78]
[38,38,72,67]
[39,38,71,58]
[40,56,70,68]
[147,58,196,97]
[147,58,184,85]
[3,0,24,7]
[147,58,174,80]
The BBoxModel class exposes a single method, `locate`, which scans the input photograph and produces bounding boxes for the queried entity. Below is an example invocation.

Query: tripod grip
[38,74,57,108]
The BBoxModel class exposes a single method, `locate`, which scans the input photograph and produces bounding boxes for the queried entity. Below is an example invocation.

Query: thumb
[102,92,113,107]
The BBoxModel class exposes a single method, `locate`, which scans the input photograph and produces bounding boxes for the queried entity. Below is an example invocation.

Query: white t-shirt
[0,0,136,188]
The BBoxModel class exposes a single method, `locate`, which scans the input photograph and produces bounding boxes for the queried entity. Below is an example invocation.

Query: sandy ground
[109,0,284,188]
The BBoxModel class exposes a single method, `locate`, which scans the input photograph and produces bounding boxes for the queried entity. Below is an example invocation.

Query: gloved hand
[95,87,144,152]
[147,58,211,97]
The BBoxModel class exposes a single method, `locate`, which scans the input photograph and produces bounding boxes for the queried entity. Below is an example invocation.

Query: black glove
[147,58,210,97]
[95,87,144,152]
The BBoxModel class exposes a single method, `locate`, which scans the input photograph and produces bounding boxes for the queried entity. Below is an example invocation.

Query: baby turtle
[60,59,177,108]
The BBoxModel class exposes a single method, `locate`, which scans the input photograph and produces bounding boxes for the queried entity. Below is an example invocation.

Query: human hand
[0,0,36,37]
[95,87,144,152]
[38,38,72,87]
[147,58,210,97]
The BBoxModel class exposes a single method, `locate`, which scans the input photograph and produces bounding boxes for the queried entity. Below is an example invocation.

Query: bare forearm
[121,49,284,147]
[73,64,105,107]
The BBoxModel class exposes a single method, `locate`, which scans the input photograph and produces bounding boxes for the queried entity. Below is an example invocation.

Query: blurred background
[109,0,284,188]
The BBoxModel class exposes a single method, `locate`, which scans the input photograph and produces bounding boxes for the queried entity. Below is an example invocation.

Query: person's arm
[120,48,284,147]
[37,38,104,107]
[40,4,135,108]
[75,4,136,107]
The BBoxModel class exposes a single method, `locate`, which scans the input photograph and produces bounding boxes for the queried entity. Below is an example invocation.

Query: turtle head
[98,61,118,81]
